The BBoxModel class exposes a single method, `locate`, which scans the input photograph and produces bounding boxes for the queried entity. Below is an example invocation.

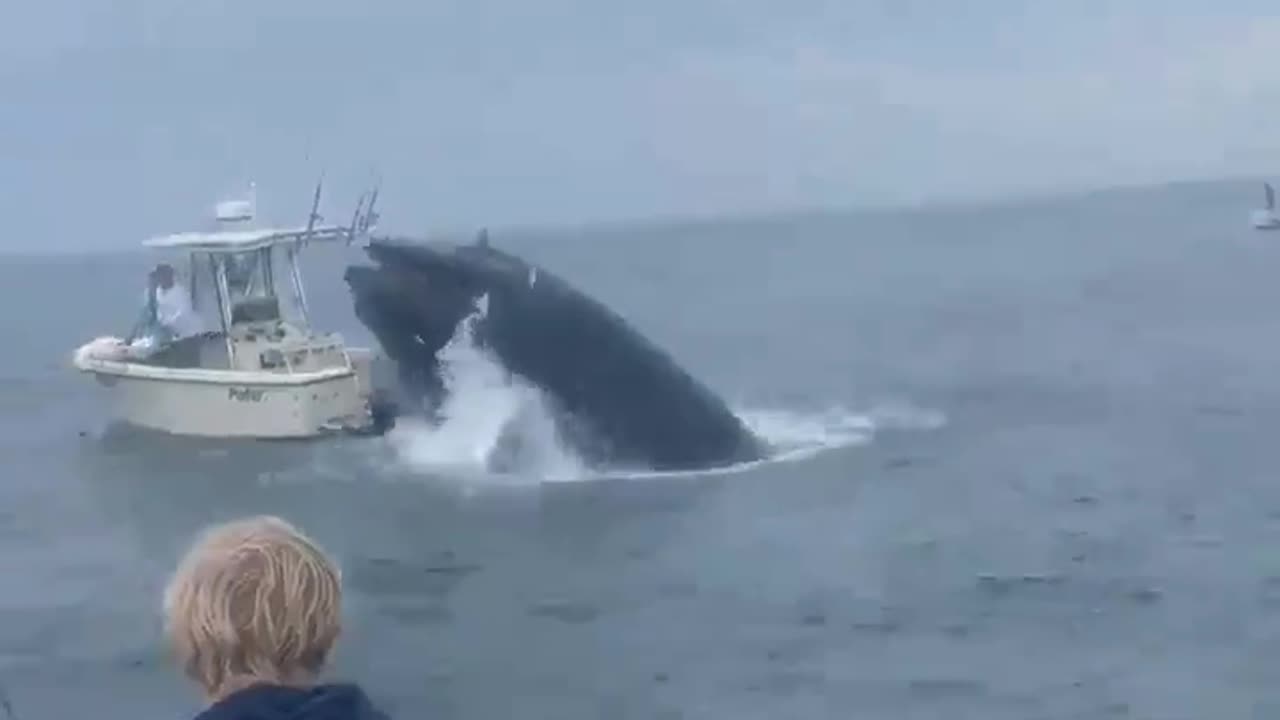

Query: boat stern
[339,345,398,436]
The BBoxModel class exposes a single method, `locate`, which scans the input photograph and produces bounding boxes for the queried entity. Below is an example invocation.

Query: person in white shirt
[142,263,203,343]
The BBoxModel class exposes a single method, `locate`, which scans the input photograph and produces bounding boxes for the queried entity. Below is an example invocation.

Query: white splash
[385,298,585,485]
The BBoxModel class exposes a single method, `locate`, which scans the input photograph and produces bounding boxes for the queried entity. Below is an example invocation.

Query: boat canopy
[142,224,352,253]
[131,176,379,341]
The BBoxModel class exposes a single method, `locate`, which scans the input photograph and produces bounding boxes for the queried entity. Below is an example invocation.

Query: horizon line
[1,171,1272,259]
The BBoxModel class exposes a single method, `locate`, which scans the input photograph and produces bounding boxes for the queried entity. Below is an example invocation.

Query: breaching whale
[343,235,767,471]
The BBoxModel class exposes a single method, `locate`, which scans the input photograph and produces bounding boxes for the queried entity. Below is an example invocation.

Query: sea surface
[3,179,1280,718]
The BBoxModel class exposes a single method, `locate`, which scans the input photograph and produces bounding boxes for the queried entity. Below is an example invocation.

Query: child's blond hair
[163,515,342,699]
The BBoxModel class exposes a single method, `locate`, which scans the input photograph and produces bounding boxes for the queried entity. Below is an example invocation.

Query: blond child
[163,515,388,720]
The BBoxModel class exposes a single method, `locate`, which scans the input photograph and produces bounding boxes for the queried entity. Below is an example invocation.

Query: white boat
[72,180,390,440]
[1252,182,1280,230]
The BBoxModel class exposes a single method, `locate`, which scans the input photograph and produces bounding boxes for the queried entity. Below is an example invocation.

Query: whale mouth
[345,241,487,352]
[359,236,527,286]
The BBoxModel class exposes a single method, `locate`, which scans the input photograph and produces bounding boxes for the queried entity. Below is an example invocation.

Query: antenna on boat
[300,173,324,247]
[287,174,325,329]
[347,191,367,246]
[361,181,381,234]
[344,170,381,245]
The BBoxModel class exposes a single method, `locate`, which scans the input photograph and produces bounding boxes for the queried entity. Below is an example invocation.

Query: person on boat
[164,515,390,720]
[135,263,203,345]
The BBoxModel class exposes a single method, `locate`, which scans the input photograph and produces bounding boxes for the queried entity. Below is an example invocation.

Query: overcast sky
[4,1,1279,252]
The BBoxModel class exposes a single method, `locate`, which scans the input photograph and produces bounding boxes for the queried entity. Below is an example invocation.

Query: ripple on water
[345,554,482,599]
[527,601,601,625]
[376,603,453,627]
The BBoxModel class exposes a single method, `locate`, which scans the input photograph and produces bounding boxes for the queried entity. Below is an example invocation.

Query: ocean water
[3,178,1280,718]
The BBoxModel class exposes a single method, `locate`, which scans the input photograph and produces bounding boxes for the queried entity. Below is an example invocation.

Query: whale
[343,235,767,472]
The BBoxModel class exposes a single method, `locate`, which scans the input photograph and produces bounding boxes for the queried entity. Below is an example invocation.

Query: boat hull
[75,360,375,440]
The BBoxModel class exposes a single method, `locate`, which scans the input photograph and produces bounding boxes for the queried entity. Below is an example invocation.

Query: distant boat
[1252,182,1280,229]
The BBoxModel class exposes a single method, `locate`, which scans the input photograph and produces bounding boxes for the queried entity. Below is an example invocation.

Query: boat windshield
[224,250,271,303]
[183,245,310,332]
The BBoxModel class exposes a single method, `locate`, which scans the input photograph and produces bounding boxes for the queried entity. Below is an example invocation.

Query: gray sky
[4,1,1279,252]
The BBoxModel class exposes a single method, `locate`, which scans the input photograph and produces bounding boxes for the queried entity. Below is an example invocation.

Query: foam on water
[384,297,587,484]
[383,300,945,487]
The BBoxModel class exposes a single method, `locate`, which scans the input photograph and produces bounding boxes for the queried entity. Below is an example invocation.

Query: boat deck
[132,328,354,375]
